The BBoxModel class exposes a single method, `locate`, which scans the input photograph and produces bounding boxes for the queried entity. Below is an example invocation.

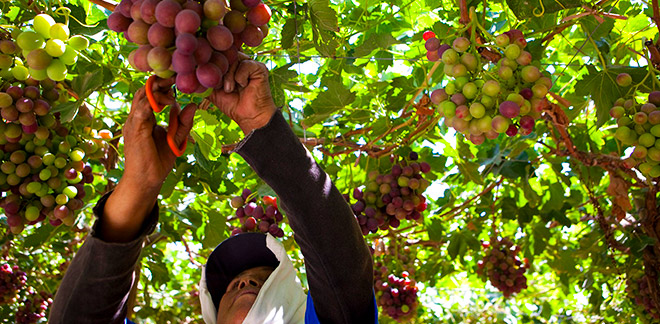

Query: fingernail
[225,82,231,92]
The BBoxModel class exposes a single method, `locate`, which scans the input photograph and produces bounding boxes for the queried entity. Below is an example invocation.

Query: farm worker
[49,59,378,323]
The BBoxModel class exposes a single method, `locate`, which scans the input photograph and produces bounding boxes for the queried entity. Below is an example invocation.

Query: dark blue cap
[205,232,280,309]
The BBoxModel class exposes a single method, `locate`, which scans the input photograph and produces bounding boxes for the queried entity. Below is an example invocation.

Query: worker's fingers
[234,60,269,89]
[128,87,154,122]
[223,60,239,93]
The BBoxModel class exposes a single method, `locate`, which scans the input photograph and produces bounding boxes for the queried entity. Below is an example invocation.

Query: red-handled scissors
[145,75,187,157]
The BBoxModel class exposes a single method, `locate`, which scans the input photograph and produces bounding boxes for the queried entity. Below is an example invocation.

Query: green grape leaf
[202,209,228,249]
[574,65,625,127]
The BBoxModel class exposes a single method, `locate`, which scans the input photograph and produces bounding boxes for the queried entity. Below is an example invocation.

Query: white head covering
[199,233,307,324]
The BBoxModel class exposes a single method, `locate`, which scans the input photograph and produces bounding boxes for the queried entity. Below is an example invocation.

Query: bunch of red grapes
[610,90,660,178]
[108,0,272,93]
[626,270,660,323]
[424,29,552,144]
[229,188,284,237]
[349,152,431,235]
[373,263,419,321]
[0,79,102,234]
[15,289,52,324]
[476,237,529,298]
[0,263,27,304]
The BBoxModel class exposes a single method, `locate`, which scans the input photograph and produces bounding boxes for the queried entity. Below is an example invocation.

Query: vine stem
[439,178,504,220]
[653,0,660,46]
[90,0,118,11]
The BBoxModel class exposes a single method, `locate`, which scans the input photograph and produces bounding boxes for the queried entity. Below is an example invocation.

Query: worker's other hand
[123,78,196,190]
[208,56,277,134]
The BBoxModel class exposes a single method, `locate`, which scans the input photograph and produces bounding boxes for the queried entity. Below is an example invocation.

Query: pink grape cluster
[476,237,529,298]
[15,289,52,324]
[350,152,431,235]
[0,79,101,234]
[626,271,660,322]
[108,0,272,93]
[373,264,419,322]
[610,90,660,178]
[425,29,552,144]
[229,188,285,237]
[0,263,27,304]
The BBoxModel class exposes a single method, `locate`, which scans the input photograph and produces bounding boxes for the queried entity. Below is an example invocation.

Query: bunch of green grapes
[610,87,660,178]
[0,13,89,82]
[108,0,271,93]
[425,29,552,144]
[0,79,105,234]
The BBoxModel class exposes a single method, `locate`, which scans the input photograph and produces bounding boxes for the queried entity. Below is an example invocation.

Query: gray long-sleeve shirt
[50,111,375,323]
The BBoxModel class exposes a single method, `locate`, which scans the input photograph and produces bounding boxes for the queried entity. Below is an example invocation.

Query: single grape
[147,46,172,72]
[127,19,151,45]
[155,0,182,28]
[241,24,264,47]
[194,38,212,63]
[26,49,52,70]
[148,23,175,48]
[223,10,247,33]
[246,3,271,26]
[68,35,89,51]
[204,0,227,20]
[171,50,197,74]
[176,72,200,94]
[206,25,234,51]
[175,9,201,34]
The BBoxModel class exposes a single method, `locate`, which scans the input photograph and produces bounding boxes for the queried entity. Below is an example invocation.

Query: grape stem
[438,178,504,221]
[89,0,118,12]
[653,0,660,46]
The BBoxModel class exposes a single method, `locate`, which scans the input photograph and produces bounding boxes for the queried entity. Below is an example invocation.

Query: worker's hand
[208,57,277,134]
[101,79,196,243]
[123,79,197,189]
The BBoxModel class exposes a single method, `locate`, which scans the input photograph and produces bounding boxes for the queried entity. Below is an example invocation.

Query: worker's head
[204,233,280,324]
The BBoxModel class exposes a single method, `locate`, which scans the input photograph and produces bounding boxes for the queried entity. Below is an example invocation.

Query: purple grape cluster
[476,237,529,298]
[349,152,431,235]
[626,271,660,322]
[107,0,272,94]
[0,79,101,234]
[424,29,552,144]
[15,289,52,324]
[0,263,27,304]
[610,91,660,178]
[229,188,284,237]
[373,264,419,322]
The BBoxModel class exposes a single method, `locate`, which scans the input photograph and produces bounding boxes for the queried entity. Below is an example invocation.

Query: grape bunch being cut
[108,0,272,94]
[425,29,552,144]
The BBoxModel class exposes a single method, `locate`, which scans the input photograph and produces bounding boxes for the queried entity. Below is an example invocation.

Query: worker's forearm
[236,111,375,324]
[100,176,161,242]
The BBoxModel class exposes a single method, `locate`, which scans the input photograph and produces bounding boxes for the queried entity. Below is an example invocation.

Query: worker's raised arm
[210,59,377,323]
[50,81,196,323]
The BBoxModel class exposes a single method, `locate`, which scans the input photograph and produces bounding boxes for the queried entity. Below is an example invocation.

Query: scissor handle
[146,75,186,156]
[145,75,165,113]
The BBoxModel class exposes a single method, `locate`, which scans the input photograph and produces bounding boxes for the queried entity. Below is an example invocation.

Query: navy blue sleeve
[236,111,376,323]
